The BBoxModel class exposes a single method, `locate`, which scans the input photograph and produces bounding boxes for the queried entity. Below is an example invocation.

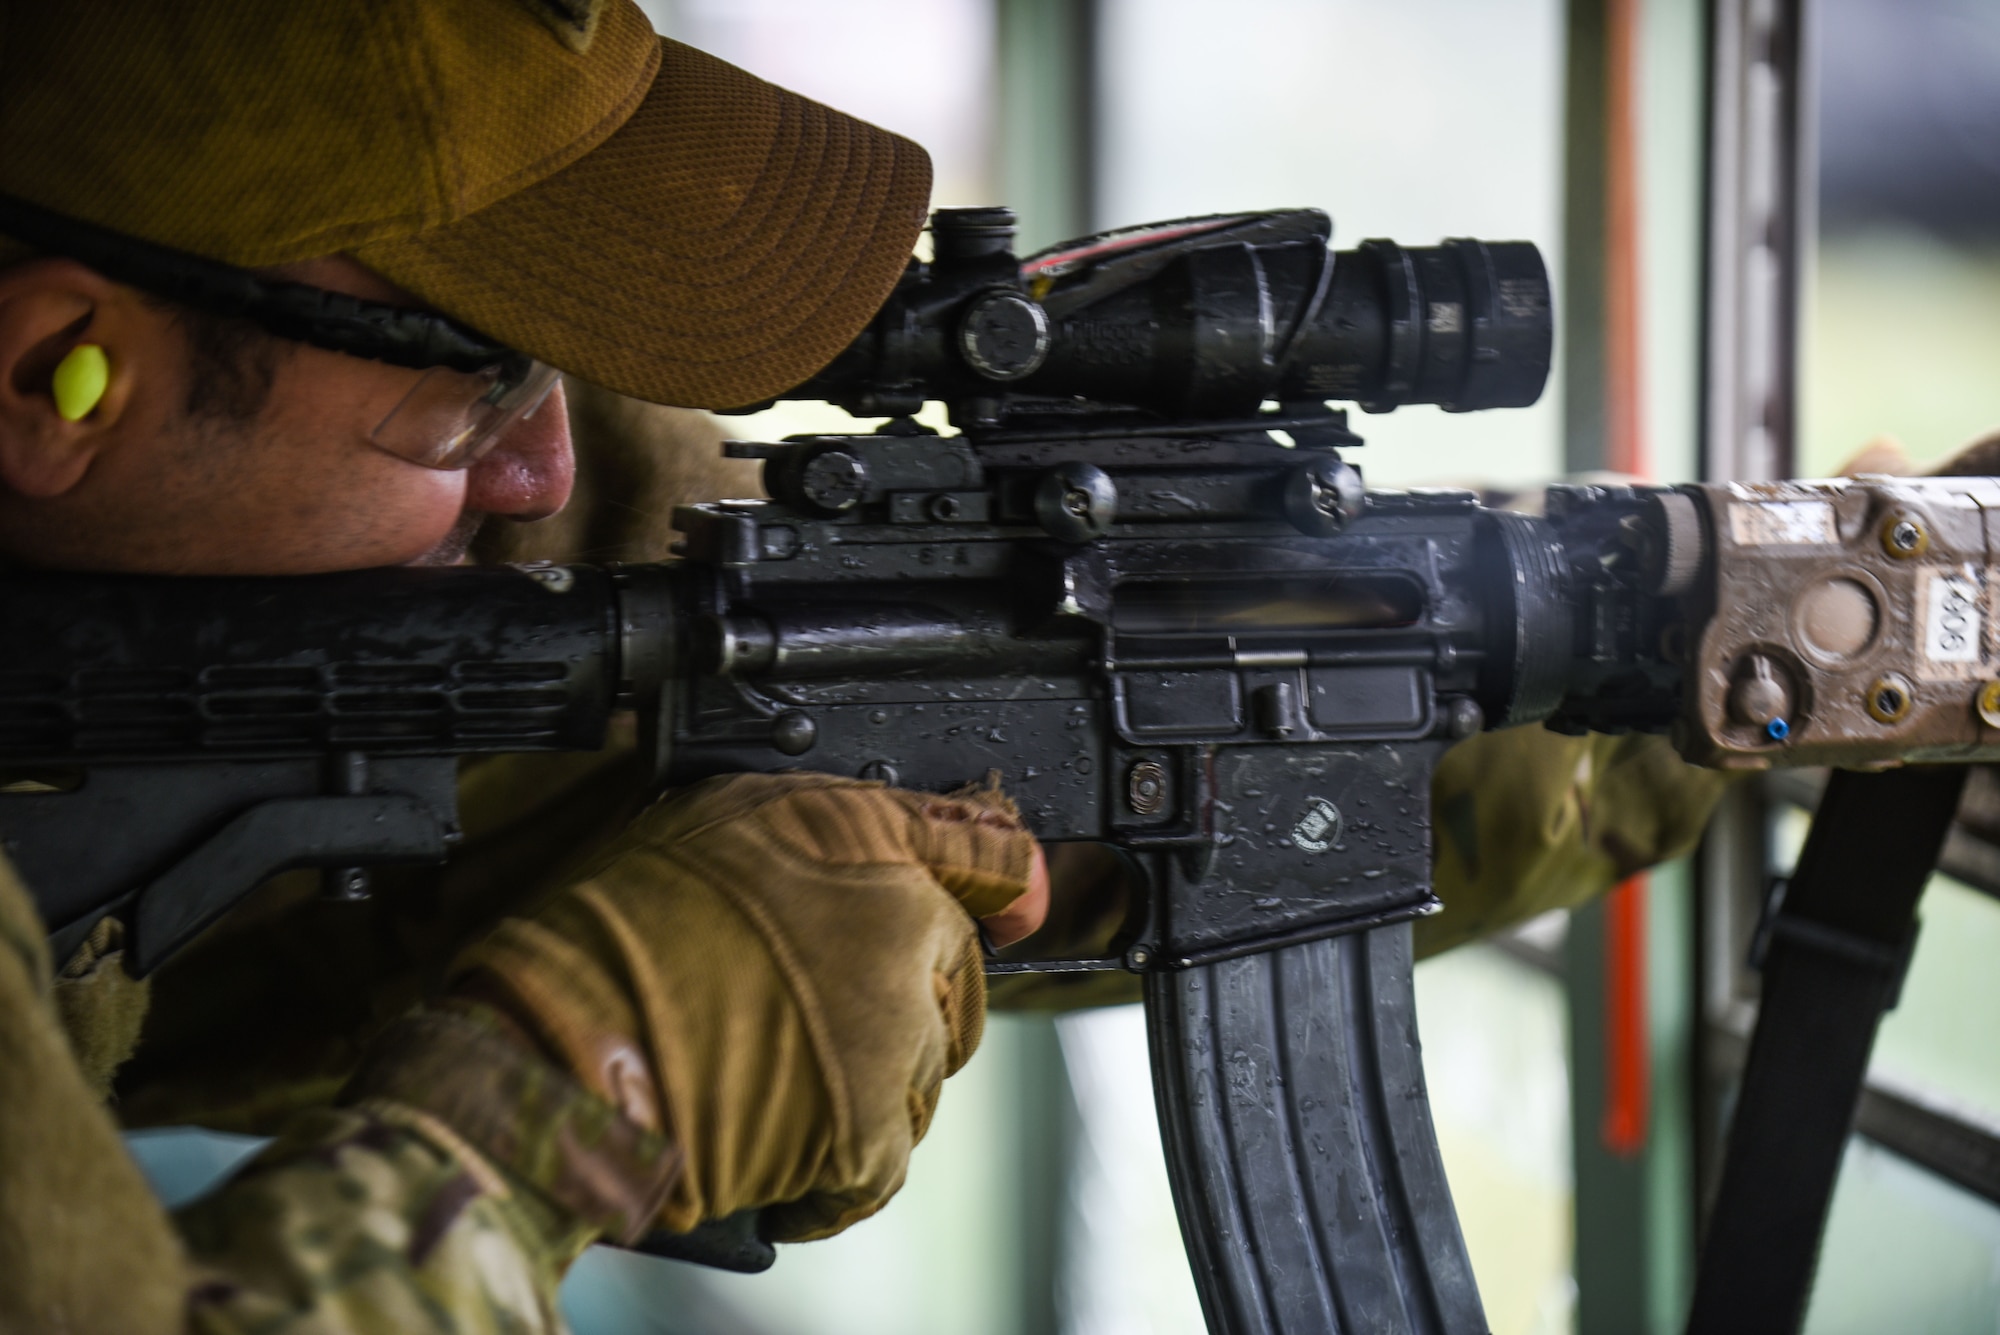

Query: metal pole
[1691,0,1815,1225]
[997,0,1098,249]
[992,5,1101,1328]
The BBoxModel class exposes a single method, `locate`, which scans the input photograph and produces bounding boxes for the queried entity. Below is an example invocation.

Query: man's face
[0,255,574,574]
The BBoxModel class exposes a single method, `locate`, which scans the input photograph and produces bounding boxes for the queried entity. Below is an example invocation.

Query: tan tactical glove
[1419,728,1733,955]
[439,772,1039,1242]
[1833,427,2000,481]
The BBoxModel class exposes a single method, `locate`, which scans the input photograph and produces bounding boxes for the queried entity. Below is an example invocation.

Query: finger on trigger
[978,843,1050,948]
[907,794,1040,918]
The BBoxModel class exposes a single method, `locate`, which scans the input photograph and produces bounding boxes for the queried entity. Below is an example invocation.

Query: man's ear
[0,259,140,498]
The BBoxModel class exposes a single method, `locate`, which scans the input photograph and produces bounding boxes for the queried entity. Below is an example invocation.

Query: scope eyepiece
[784,208,1552,430]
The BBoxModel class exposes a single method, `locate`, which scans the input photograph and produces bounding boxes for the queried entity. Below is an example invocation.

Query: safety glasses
[0,191,548,471]
[372,358,561,471]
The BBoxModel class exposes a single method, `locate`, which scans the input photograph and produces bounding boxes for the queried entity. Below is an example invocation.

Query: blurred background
[1805,0,2000,476]
[128,1,2000,1330]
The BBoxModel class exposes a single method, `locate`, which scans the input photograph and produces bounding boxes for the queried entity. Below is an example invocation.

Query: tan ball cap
[0,0,931,407]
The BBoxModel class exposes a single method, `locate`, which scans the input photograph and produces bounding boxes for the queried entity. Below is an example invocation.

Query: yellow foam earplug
[52,343,109,422]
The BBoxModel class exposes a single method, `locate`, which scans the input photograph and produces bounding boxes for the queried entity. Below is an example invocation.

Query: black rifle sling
[1146,924,1487,1335]
[1686,765,1967,1335]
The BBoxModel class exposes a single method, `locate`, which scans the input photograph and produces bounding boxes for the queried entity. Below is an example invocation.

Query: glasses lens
[370,360,560,470]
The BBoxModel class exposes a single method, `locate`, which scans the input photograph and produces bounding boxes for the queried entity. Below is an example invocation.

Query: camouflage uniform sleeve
[179,1103,589,1335]
[180,1003,677,1332]
[6,851,659,1333]
[0,851,186,1332]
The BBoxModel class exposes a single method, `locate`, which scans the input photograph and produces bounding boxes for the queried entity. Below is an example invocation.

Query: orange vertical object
[1602,877,1650,1154]
[1599,0,1650,1159]
[1605,0,1647,479]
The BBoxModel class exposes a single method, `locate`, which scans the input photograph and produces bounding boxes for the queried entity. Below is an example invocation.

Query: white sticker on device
[1729,500,1837,546]
[1923,567,1984,667]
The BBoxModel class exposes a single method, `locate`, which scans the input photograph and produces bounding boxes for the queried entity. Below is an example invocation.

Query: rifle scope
[783,207,1552,429]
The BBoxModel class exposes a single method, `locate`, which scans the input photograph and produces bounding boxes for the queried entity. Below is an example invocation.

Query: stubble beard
[410,508,486,566]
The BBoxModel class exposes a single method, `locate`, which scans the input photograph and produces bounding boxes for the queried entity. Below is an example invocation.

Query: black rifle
[5,208,1987,1332]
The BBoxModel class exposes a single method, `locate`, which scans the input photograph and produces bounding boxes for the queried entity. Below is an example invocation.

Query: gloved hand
[1832,427,2000,480]
[434,772,1043,1242]
[1420,728,1733,955]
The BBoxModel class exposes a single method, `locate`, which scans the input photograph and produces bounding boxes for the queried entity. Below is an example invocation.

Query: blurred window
[1786,3,2000,1324]
[1097,0,1566,492]
[1802,0,2000,475]
[639,0,995,207]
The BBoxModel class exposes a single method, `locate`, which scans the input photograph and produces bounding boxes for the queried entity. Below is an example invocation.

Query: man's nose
[463,380,576,521]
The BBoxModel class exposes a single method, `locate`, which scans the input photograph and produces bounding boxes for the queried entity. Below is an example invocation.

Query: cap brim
[354,38,930,409]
